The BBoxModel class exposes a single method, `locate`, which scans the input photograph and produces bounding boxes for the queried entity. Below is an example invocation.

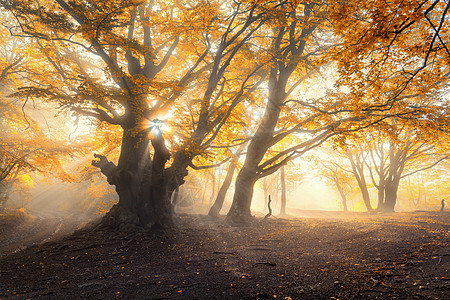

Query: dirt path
[0,211,449,299]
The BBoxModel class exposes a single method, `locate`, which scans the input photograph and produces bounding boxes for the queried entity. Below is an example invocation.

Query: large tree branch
[55,0,134,96]
[200,65,268,149]
[72,107,123,125]
[92,154,117,185]
[153,37,179,77]
[188,157,230,170]
[401,155,449,178]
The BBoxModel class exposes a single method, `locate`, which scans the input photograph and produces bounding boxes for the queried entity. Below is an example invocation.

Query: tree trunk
[382,174,401,212]
[334,178,348,212]
[208,170,217,208]
[348,153,373,212]
[227,99,282,223]
[94,127,173,229]
[171,184,180,213]
[279,166,287,215]
[227,17,316,223]
[227,57,286,223]
[227,166,258,223]
[383,180,399,212]
[380,144,405,213]
[263,187,268,212]
[376,179,385,210]
[359,180,372,211]
[208,159,238,217]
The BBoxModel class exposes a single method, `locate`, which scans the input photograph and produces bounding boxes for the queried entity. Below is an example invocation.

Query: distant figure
[440,199,445,213]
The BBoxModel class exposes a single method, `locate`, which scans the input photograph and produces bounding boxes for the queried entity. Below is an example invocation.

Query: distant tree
[319,159,353,212]
[365,132,448,212]
[279,165,287,215]
[341,124,449,213]
[347,147,373,212]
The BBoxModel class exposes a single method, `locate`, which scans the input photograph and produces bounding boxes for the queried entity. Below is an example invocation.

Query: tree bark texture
[227,167,258,223]
[93,127,173,229]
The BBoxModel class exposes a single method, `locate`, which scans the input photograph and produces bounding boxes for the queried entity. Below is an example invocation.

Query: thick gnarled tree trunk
[93,127,173,229]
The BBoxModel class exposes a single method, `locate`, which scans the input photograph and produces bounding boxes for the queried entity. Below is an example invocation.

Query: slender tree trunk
[263,187,268,212]
[376,179,385,210]
[279,166,287,215]
[334,178,348,212]
[171,185,180,212]
[348,153,373,211]
[211,172,217,207]
[208,159,238,217]
[0,182,8,211]
[209,143,246,217]
[358,179,372,211]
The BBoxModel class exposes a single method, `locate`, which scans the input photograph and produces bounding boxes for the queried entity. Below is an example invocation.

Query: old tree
[1,0,275,228]
[1,0,449,227]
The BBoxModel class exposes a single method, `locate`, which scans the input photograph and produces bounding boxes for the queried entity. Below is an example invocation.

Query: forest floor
[0,209,449,299]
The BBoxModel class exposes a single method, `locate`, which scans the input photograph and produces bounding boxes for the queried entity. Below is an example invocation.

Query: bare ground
[0,210,449,299]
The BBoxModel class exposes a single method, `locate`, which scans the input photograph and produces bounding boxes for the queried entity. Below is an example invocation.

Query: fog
[0,178,117,256]
[1,157,447,258]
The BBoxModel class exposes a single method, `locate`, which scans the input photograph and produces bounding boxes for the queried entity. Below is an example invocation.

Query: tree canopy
[1,0,449,226]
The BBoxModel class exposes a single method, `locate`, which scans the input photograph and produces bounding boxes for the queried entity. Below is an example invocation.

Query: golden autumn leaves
[0,0,449,219]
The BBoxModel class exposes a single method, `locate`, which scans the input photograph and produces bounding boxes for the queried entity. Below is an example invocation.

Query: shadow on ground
[0,210,448,299]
